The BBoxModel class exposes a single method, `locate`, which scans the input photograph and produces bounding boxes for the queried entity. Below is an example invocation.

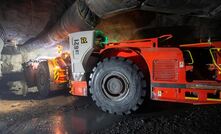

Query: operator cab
[180,43,221,82]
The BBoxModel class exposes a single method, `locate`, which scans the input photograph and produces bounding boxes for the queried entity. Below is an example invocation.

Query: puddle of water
[1,102,122,134]
[0,121,7,131]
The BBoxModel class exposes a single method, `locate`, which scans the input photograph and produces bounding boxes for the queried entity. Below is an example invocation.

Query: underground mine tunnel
[0,0,221,134]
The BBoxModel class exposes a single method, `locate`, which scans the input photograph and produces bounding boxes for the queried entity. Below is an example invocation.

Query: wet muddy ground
[0,73,221,134]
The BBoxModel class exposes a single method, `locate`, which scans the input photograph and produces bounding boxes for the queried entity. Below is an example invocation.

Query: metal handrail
[209,48,221,72]
[184,50,194,65]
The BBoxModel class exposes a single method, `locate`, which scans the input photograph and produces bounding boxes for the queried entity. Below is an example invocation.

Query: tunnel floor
[0,73,221,134]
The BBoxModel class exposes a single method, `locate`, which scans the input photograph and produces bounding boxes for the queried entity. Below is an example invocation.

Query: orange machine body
[67,35,221,104]
[78,37,221,104]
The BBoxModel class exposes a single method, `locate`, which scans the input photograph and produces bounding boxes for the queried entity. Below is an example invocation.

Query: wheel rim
[102,71,129,101]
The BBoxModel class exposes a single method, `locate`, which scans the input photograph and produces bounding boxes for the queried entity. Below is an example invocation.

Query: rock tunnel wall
[1,0,221,75]
[19,0,221,53]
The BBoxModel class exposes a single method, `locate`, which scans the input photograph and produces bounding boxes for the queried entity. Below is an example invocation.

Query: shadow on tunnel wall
[96,10,221,46]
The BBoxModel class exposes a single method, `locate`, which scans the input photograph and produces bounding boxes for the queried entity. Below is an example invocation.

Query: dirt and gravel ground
[0,73,221,134]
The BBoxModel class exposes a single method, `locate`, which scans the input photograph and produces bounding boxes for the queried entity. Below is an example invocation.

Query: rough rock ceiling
[0,0,221,49]
[0,0,74,45]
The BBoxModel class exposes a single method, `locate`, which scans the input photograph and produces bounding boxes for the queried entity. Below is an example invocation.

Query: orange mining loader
[23,30,221,115]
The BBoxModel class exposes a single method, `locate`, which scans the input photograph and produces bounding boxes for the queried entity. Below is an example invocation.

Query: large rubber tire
[23,63,36,87]
[89,57,147,115]
[36,61,50,99]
